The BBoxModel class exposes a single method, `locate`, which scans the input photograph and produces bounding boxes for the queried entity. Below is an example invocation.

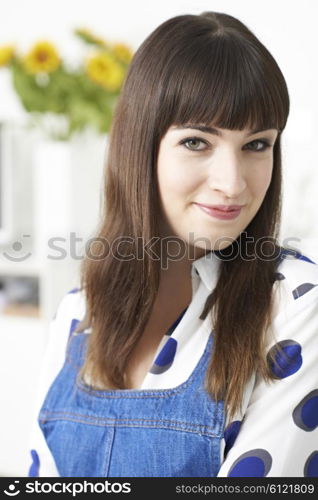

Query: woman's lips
[194,202,243,220]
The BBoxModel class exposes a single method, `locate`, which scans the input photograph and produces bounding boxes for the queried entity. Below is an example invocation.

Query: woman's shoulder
[272,247,318,325]
[276,247,318,297]
[36,288,89,397]
[52,287,88,331]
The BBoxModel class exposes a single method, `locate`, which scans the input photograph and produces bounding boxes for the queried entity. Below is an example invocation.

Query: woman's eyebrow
[172,124,276,136]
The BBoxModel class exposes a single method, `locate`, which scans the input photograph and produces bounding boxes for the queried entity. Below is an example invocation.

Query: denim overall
[38,323,225,477]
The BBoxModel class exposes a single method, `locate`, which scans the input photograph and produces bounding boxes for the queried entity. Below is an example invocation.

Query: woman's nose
[206,150,247,198]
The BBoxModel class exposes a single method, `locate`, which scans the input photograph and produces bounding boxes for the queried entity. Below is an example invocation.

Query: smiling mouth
[194,202,245,211]
[194,202,243,220]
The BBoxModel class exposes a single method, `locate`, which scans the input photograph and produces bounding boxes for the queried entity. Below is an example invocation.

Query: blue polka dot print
[224,421,241,458]
[149,337,178,374]
[304,451,318,477]
[299,254,316,264]
[166,307,188,336]
[149,306,187,374]
[293,390,318,431]
[279,248,316,264]
[28,449,40,477]
[228,449,272,477]
[267,340,302,378]
[68,287,79,294]
[292,283,318,300]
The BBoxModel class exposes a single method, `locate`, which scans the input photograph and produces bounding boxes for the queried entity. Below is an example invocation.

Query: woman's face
[156,124,279,255]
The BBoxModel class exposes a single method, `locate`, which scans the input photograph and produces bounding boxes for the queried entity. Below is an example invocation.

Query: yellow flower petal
[0,45,15,67]
[112,43,133,64]
[23,41,60,74]
[86,52,125,91]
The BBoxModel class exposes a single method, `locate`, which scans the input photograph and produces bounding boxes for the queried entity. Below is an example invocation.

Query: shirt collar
[192,251,221,292]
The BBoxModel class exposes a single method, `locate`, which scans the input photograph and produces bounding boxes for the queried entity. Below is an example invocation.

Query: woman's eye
[180,137,208,151]
[179,137,272,153]
[244,140,271,152]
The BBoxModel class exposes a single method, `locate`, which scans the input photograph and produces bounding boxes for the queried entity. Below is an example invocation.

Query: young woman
[28,11,318,477]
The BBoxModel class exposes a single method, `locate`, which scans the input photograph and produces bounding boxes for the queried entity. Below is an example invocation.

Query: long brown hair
[76,12,289,420]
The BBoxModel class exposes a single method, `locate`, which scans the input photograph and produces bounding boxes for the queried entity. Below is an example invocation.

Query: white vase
[33,132,107,263]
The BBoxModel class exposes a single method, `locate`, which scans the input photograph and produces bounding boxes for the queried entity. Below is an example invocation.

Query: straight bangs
[157,32,289,137]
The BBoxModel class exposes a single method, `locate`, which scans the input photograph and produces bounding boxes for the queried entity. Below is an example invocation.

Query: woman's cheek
[159,162,198,197]
[173,162,204,196]
[251,162,273,197]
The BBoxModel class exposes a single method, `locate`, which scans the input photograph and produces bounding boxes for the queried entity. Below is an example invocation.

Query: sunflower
[86,52,125,91]
[23,41,60,74]
[112,43,133,64]
[0,45,15,66]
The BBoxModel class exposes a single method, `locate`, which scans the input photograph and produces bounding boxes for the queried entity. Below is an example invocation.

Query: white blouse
[28,248,318,477]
